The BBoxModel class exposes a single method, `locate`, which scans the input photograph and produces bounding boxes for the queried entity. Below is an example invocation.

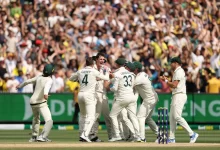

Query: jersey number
[82,74,88,85]
[123,75,132,87]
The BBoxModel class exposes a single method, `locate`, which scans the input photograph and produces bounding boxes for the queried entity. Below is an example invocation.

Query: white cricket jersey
[109,67,125,98]
[18,75,53,104]
[94,64,111,93]
[134,72,157,99]
[111,67,125,83]
[69,66,109,94]
[172,66,186,95]
[110,67,135,99]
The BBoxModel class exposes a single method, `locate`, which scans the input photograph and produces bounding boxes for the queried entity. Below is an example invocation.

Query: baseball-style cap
[125,62,135,72]
[43,64,55,76]
[133,61,142,70]
[170,57,181,64]
[115,58,126,66]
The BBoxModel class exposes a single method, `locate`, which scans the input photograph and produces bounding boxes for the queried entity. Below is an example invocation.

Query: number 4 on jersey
[82,74,88,85]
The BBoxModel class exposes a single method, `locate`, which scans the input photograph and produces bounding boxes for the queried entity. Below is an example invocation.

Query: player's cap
[125,62,135,72]
[170,57,181,64]
[133,61,142,70]
[115,58,126,66]
[43,64,55,76]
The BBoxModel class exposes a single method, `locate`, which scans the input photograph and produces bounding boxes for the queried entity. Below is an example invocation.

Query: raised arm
[110,77,119,92]
[94,70,109,81]
[17,76,38,89]
[69,72,79,82]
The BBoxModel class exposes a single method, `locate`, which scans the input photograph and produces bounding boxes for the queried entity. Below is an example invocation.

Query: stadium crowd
[0,0,220,93]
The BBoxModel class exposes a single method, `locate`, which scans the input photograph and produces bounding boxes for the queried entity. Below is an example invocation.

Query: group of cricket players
[17,52,199,143]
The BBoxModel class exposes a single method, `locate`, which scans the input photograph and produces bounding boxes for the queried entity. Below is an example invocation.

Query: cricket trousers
[78,92,96,137]
[137,94,159,139]
[118,108,131,139]
[169,93,194,139]
[109,96,140,138]
[31,102,53,138]
[90,92,113,139]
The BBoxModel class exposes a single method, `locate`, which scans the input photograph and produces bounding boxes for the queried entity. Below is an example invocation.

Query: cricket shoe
[135,137,142,142]
[190,132,199,143]
[37,135,52,142]
[168,138,175,143]
[91,136,104,142]
[80,134,91,142]
[79,137,87,142]
[126,136,141,142]
[108,136,123,142]
[141,138,146,142]
[29,136,37,142]
[155,138,158,143]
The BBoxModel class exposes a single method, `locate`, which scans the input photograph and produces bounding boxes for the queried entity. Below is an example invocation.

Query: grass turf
[0,130,220,143]
[0,129,220,150]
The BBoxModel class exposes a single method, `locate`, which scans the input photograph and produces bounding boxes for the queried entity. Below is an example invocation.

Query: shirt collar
[85,66,93,69]
[114,67,125,73]
[174,66,181,73]
[93,64,98,70]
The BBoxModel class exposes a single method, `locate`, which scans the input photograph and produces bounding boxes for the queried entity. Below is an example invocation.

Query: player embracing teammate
[69,54,199,143]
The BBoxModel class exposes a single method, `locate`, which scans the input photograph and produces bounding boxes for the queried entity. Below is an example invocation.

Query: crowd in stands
[0,0,220,93]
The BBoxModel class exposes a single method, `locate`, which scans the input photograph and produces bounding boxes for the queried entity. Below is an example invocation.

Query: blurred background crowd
[0,0,220,94]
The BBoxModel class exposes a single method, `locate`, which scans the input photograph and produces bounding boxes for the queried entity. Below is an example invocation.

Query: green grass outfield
[0,130,220,150]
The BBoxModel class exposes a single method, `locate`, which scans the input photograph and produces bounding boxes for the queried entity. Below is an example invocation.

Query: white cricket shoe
[108,136,123,142]
[135,137,142,142]
[80,134,91,142]
[37,135,52,142]
[155,138,158,143]
[190,132,199,143]
[29,136,37,142]
[168,138,175,143]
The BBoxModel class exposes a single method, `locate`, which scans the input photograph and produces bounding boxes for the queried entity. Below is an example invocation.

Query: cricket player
[110,58,132,140]
[160,57,199,143]
[69,57,109,142]
[109,62,141,142]
[89,52,113,142]
[133,61,159,142]
[16,64,54,142]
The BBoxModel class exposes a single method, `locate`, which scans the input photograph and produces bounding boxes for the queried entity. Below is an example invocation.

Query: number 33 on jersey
[110,70,135,98]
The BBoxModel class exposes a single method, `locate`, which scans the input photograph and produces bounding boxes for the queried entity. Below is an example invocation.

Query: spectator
[2,73,9,92]
[5,31,18,54]
[22,72,33,93]
[206,71,220,93]
[189,62,199,82]
[15,70,24,92]
[196,68,209,93]
[5,53,16,76]
[12,61,26,76]
[0,57,7,79]
[50,71,64,93]
[10,1,22,18]
[0,0,218,93]
[6,74,19,93]
[186,72,197,93]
